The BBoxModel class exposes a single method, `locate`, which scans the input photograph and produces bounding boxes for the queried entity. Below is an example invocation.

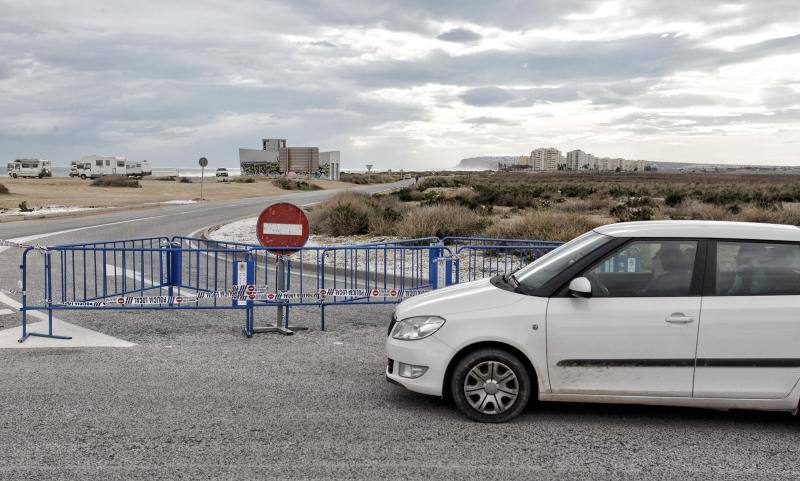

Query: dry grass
[395,204,487,239]
[90,176,141,188]
[482,210,602,241]
[309,192,401,236]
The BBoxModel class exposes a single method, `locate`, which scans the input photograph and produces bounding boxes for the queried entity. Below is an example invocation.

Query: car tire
[80,174,86,180]
[450,348,532,423]
[11,173,17,179]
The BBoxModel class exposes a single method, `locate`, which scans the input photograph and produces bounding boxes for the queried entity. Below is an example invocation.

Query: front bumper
[385,333,453,397]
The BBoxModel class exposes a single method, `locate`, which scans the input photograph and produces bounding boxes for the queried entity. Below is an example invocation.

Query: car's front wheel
[450,348,531,423]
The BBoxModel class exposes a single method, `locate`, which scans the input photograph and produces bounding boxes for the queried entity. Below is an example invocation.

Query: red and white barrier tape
[0,239,49,252]
[57,286,430,306]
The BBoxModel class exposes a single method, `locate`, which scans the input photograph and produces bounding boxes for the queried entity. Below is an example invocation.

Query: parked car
[7,159,52,178]
[215,167,229,178]
[386,220,800,422]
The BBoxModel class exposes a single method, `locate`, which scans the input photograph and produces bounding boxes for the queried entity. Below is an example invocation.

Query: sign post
[252,202,310,336]
[198,157,208,200]
[365,164,373,183]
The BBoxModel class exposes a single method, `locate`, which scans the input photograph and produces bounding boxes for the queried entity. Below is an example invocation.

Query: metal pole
[252,255,294,335]
[200,166,204,200]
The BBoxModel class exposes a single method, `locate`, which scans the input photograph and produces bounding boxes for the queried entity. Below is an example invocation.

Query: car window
[584,240,698,297]
[514,231,611,292]
[715,241,800,295]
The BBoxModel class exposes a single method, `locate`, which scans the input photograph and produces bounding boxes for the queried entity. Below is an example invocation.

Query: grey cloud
[437,28,482,43]
[463,116,516,126]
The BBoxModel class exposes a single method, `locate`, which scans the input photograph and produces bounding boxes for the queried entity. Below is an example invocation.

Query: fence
[16,235,563,342]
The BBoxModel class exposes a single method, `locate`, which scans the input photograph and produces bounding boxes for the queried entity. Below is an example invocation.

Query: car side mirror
[568,277,592,298]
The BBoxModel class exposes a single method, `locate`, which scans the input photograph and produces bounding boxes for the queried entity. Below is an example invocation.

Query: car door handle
[665,314,695,324]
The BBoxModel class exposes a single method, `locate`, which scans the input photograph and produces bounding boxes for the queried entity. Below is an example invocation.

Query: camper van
[125,160,152,178]
[75,156,127,179]
[69,160,79,177]
[6,159,52,179]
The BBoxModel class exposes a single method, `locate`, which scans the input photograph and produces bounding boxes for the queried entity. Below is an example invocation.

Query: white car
[386,220,800,422]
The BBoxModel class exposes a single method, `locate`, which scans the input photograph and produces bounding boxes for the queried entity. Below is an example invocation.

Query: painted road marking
[0,320,136,349]
[105,264,156,287]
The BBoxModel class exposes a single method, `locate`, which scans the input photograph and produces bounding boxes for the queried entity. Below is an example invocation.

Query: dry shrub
[309,192,401,236]
[737,203,800,225]
[556,197,613,213]
[0,183,9,195]
[482,210,601,241]
[395,204,486,238]
[666,200,730,221]
[90,176,141,188]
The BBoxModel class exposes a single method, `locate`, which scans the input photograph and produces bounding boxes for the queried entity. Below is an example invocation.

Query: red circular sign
[256,202,310,255]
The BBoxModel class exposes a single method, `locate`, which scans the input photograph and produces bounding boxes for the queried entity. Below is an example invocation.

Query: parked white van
[76,156,127,179]
[386,221,800,422]
[6,159,52,178]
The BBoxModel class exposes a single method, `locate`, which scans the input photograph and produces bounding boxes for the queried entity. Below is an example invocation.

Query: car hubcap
[464,360,519,415]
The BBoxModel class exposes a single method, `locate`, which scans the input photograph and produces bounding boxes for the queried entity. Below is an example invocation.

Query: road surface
[1,180,799,481]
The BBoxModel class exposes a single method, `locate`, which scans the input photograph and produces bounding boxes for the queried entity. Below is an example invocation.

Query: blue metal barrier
[17,235,561,341]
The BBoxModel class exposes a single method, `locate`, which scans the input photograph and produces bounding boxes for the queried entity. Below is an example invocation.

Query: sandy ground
[0,177,353,210]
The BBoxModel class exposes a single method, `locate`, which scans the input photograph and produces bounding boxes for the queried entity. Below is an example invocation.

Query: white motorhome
[125,160,152,178]
[69,160,79,177]
[7,159,52,178]
[76,156,127,179]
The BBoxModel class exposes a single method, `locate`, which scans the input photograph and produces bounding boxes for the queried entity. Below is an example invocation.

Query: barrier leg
[19,251,71,343]
[252,255,294,335]
[320,304,326,331]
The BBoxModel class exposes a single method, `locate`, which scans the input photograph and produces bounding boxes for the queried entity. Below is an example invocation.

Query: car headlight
[390,316,446,341]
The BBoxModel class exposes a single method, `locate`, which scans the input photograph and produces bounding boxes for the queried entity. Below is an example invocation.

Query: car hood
[395,277,526,319]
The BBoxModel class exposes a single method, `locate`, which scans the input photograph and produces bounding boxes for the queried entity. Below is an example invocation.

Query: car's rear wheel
[450,348,531,423]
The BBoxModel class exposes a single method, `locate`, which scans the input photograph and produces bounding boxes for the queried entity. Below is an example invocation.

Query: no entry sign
[256,202,310,255]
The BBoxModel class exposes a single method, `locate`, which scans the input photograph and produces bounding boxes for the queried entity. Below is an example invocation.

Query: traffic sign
[256,202,309,255]
[198,157,208,167]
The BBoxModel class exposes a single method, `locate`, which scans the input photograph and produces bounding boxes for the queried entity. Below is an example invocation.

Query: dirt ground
[0,177,354,210]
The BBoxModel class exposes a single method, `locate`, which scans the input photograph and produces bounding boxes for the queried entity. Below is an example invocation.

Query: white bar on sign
[263,223,303,236]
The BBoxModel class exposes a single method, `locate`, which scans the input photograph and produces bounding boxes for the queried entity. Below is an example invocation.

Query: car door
[547,239,704,397]
[694,240,800,399]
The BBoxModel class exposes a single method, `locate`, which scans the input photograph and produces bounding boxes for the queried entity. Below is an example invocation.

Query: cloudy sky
[1,1,799,169]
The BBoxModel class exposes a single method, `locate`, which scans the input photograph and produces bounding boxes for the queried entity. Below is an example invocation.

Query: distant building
[531,148,564,171]
[524,147,647,172]
[239,138,322,175]
[319,151,341,180]
[279,147,319,174]
[566,149,589,170]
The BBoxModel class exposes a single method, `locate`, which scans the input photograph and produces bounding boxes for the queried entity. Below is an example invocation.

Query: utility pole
[366,164,373,183]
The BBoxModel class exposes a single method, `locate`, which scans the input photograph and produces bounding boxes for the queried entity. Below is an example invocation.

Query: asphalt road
[1,181,799,480]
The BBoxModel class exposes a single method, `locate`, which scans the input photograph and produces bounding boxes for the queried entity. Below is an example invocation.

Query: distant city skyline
[1,1,798,169]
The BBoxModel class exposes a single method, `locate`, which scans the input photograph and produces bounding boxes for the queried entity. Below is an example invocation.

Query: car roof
[594,220,800,242]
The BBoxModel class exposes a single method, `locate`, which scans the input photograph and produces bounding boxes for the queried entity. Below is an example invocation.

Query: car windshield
[512,230,610,292]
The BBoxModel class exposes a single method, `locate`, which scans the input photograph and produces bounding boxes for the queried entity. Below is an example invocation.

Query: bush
[272,178,321,191]
[327,203,370,236]
[610,203,653,222]
[309,192,402,236]
[395,204,486,238]
[233,177,256,183]
[19,200,32,212]
[663,189,686,207]
[0,183,8,195]
[91,176,141,188]
[482,210,600,242]
[178,177,193,183]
